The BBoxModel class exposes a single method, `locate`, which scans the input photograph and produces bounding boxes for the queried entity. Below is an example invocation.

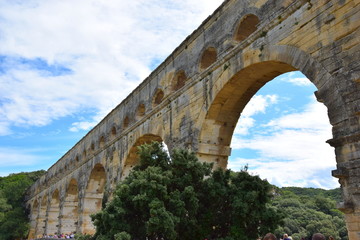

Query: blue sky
[0,0,339,189]
[229,72,337,189]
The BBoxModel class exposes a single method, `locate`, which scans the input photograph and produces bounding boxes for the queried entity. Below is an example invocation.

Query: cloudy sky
[0,0,339,189]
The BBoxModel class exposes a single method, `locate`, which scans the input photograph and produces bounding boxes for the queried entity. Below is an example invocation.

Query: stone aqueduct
[26,0,360,238]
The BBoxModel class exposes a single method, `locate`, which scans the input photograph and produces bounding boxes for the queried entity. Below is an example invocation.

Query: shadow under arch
[62,178,79,234]
[82,163,106,235]
[121,134,163,180]
[196,44,344,170]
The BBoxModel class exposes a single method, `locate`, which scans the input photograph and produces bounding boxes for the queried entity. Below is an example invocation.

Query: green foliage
[114,232,131,240]
[281,187,342,202]
[272,187,347,240]
[0,170,46,240]
[92,142,281,239]
[75,233,94,240]
[197,169,282,240]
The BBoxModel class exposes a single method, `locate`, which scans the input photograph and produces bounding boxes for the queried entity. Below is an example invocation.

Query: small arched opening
[82,150,87,162]
[234,14,260,42]
[111,125,117,139]
[153,89,165,106]
[200,47,217,70]
[172,70,188,91]
[136,103,146,120]
[75,155,80,165]
[123,116,130,130]
[90,142,95,153]
[99,135,105,148]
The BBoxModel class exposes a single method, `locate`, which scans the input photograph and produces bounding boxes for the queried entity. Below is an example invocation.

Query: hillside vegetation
[0,170,46,240]
[272,187,347,240]
[0,147,348,240]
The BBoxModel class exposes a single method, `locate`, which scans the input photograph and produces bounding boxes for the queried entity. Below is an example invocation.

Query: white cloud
[0,0,223,134]
[234,94,278,135]
[0,122,12,136]
[0,147,49,167]
[279,72,312,86]
[69,113,105,132]
[287,77,312,86]
[228,157,338,189]
[265,100,329,131]
[230,97,337,189]
[242,94,278,117]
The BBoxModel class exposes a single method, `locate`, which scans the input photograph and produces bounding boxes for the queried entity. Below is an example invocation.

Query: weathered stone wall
[26,0,360,239]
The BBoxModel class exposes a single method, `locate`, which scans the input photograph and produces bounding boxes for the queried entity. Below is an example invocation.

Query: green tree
[197,169,282,240]
[93,143,211,240]
[92,142,281,240]
[0,170,46,240]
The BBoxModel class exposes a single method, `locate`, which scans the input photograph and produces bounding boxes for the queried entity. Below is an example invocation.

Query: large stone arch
[196,44,344,163]
[62,178,79,234]
[81,163,106,235]
[195,44,359,235]
[47,189,60,235]
[197,60,296,168]
[121,134,163,180]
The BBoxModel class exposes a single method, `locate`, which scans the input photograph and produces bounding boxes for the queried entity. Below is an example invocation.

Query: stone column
[58,195,64,235]
[28,206,38,239]
[77,186,86,234]
[37,205,47,237]
[81,192,103,235]
[329,133,360,240]
[60,200,79,234]
[196,143,232,169]
[46,203,60,235]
